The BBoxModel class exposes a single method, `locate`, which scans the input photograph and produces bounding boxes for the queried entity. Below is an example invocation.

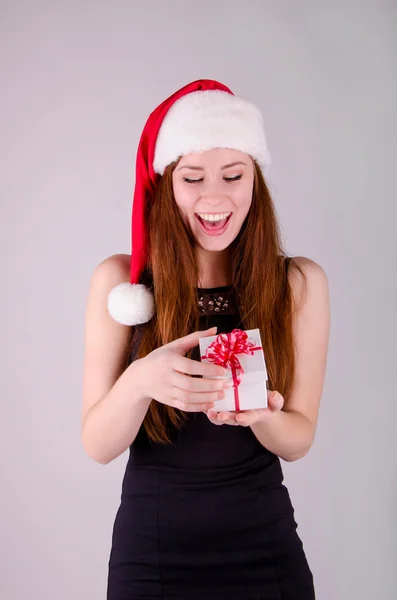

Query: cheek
[172,183,197,216]
[232,185,253,217]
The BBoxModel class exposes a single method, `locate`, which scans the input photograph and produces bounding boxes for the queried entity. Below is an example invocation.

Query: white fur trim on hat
[153,90,271,175]
[108,282,155,326]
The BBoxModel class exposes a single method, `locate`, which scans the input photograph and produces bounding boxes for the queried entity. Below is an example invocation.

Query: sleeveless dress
[107,280,315,599]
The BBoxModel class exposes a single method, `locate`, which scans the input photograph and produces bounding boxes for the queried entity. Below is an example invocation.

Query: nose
[200,179,227,206]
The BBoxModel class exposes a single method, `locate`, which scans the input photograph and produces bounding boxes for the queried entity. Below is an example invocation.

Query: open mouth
[195,212,233,236]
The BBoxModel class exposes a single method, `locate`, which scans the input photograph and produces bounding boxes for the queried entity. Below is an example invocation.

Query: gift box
[199,328,268,412]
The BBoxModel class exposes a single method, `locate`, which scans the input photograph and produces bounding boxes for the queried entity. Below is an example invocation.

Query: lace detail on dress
[197,286,238,316]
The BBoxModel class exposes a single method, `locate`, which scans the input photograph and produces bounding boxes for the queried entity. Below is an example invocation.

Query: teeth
[197,212,231,222]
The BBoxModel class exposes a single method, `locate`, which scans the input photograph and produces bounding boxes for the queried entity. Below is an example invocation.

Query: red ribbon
[201,329,262,411]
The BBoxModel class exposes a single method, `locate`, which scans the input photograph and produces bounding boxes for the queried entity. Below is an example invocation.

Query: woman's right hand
[134,327,232,412]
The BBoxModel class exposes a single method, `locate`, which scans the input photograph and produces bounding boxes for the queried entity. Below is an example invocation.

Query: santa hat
[107,79,271,326]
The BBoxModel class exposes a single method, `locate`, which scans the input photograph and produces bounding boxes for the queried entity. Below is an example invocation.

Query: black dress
[107,283,315,599]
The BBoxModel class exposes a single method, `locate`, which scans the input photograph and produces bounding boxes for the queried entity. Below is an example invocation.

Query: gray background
[1,1,396,598]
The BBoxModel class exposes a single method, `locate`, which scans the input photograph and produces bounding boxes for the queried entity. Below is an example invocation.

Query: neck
[196,247,231,288]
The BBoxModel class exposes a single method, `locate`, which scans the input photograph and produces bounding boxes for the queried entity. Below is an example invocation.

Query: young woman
[82,79,330,599]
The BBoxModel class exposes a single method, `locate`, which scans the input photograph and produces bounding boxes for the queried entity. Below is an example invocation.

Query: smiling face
[171,148,255,252]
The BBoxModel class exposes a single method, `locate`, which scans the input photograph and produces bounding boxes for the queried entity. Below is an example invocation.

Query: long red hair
[130,160,305,444]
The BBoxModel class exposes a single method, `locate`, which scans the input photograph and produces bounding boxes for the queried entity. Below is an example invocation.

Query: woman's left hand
[205,390,284,427]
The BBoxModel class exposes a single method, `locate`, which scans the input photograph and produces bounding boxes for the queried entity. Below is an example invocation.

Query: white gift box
[198,328,268,412]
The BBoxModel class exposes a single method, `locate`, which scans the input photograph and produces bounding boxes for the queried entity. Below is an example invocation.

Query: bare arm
[250,257,330,461]
[81,254,151,464]
[81,254,229,464]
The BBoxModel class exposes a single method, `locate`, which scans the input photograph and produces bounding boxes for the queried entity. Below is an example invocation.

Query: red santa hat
[107,79,271,326]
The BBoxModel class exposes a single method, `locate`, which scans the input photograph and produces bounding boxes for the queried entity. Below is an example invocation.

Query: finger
[171,371,233,394]
[172,399,216,412]
[172,354,228,379]
[217,410,237,419]
[207,411,237,425]
[168,327,218,354]
[208,416,240,427]
[215,411,240,425]
[236,408,270,426]
[172,387,226,405]
[205,412,225,425]
[267,390,284,412]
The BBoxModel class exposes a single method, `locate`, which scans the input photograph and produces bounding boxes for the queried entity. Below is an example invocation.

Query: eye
[183,177,203,184]
[224,174,242,182]
[183,174,243,184]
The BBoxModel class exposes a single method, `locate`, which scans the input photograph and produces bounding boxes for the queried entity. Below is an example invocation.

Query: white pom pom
[107,282,155,326]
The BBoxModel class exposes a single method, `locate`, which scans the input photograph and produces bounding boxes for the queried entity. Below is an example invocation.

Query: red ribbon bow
[201,329,262,411]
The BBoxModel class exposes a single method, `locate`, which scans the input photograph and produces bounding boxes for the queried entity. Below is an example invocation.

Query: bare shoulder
[82,253,132,425]
[287,256,329,312]
[85,252,131,325]
[92,253,131,288]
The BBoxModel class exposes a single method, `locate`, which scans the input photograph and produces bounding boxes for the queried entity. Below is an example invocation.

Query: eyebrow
[176,161,247,171]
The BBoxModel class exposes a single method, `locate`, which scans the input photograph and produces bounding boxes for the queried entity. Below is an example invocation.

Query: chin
[197,235,236,252]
